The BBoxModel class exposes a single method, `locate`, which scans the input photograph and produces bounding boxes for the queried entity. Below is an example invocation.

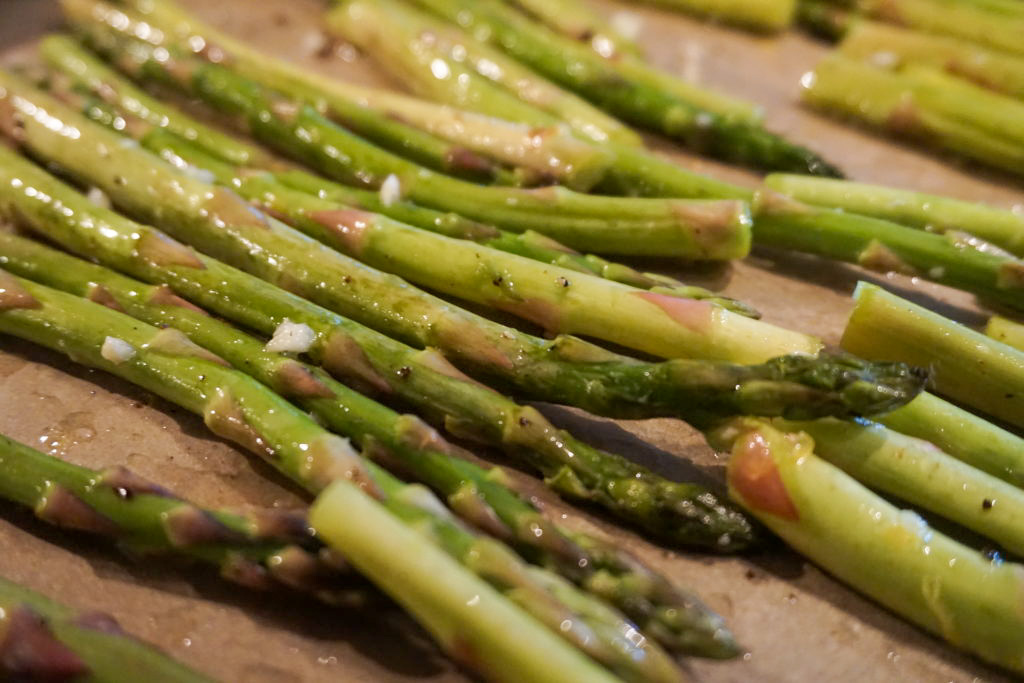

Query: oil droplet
[37,411,97,457]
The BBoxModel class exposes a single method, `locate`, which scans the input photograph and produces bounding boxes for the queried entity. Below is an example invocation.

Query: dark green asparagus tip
[756,352,929,420]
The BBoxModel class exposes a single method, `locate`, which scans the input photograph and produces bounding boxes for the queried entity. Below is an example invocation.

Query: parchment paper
[1,0,1020,680]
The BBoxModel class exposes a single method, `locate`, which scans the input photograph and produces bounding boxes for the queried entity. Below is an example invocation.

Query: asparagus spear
[802,55,1024,176]
[764,174,1024,258]
[841,282,1024,430]
[0,138,758,552]
[0,230,741,659]
[0,269,672,683]
[0,432,364,602]
[0,575,215,682]
[796,0,853,40]
[712,418,1024,674]
[22,51,1016,509]
[500,0,643,58]
[638,0,797,31]
[848,0,1024,57]
[987,316,1024,351]
[159,142,921,413]
[37,42,759,316]
[309,482,621,683]
[5,70,924,423]
[838,20,1024,101]
[345,0,841,174]
[69,13,751,259]
[753,190,1024,311]
[771,418,1024,557]
[51,13,511,184]
[334,0,760,124]
[78,0,754,201]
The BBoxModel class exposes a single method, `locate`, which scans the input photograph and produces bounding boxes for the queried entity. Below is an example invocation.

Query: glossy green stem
[0,267,672,682]
[367,0,842,174]
[803,55,1024,176]
[796,0,852,39]
[842,282,1024,429]
[987,316,1024,351]
[640,0,797,30]
[0,575,215,682]
[0,231,740,659]
[0,118,756,552]
[764,174,1024,257]
[716,418,1024,675]
[310,482,621,683]
[838,20,1024,101]
[500,0,643,57]
[70,18,746,258]
[0,432,360,602]
[774,418,1024,557]
[753,190,1024,311]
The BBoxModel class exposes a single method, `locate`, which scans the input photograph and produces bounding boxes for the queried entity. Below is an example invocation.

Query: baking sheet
[0,0,1020,680]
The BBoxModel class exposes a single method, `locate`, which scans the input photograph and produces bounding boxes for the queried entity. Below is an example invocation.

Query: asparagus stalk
[81,0,754,201]
[752,190,1024,311]
[0,269,676,682]
[841,282,1024,430]
[712,418,1024,674]
[12,72,924,425]
[0,137,758,552]
[0,432,363,601]
[0,230,741,659]
[638,0,797,31]
[69,12,752,259]
[849,0,1024,57]
[771,419,1024,557]
[51,12,513,184]
[987,316,1024,351]
[500,0,643,57]
[346,0,841,174]
[796,0,853,40]
[764,174,1024,257]
[802,55,1024,176]
[309,482,620,683]
[335,0,759,124]
[838,20,1024,101]
[19,51,1017,515]
[38,38,754,311]
[0,575,214,682]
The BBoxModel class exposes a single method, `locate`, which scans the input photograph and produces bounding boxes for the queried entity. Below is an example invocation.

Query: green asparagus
[838,21,1024,101]
[0,268,676,682]
[842,282,1024,430]
[772,418,1024,557]
[713,418,1024,674]
[500,0,643,57]
[987,316,1024,351]
[764,174,1024,257]
[309,482,621,683]
[79,0,755,201]
[752,190,1024,311]
[0,230,742,658]
[38,37,756,311]
[846,0,1024,56]
[0,575,215,682]
[803,55,1024,176]
[0,137,758,552]
[796,0,852,40]
[0,432,363,602]
[68,12,752,259]
[639,0,797,31]
[8,71,927,425]
[343,0,841,174]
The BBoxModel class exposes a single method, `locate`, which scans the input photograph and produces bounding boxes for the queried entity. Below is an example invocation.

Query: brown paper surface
[0,0,1020,680]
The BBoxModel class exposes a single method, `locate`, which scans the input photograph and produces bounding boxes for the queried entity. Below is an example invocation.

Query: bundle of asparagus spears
[797,0,1024,176]
[0,0,1022,679]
